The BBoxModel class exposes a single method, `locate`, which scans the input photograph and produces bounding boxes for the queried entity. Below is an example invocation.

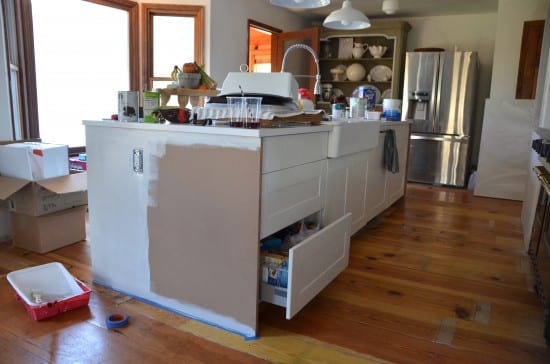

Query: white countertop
[83,118,408,139]
[83,119,331,137]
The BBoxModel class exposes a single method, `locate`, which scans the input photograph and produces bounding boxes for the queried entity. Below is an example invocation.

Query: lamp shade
[382,0,399,14]
[323,0,370,30]
[270,0,330,8]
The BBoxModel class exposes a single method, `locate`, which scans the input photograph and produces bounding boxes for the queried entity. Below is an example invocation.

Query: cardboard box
[11,205,87,253]
[0,172,87,216]
[0,142,69,181]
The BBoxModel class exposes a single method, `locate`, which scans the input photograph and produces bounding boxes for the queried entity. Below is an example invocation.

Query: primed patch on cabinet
[148,143,261,333]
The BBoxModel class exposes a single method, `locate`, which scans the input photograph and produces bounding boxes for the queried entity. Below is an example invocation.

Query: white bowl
[345,63,366,82]
[368,46,387,58]
[178,73,201,88]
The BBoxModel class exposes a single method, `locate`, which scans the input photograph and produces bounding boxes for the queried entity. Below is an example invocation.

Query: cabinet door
[86,126,152,289]
[385,126,410,206]
[324,152,369,235]
[365,133,387,221]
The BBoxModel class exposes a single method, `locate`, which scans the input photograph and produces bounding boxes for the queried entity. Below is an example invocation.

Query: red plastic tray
[15,280,91,320]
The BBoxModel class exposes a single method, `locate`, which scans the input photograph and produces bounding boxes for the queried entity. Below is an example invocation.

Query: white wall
[491,0,549,99]
[474,0,549,201]
[209,0,310,83]
[139,0,309,86]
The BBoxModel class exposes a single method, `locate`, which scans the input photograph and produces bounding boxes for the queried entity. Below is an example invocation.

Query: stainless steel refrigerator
[402,51,478,187]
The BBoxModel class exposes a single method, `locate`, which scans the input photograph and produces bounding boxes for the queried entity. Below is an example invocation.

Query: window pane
[9,69,22,139]
[153,16,194,77]
[32,0,129,147]
[5,0,17,64]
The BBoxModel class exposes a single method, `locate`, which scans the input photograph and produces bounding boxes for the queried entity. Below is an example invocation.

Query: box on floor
[0,172,88,216]
[0,142,69,181]
[11,205,87,254]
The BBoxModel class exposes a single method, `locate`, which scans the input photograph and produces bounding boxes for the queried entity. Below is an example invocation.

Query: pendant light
[323,0,370,30]
[270,0,330,8]
[382,0,399,15]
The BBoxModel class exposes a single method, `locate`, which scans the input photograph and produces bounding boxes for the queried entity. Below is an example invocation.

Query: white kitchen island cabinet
[324,122,411,235]
[84,120,351,339]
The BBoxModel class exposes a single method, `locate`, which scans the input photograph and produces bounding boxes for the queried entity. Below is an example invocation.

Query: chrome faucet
[280,44,322,100]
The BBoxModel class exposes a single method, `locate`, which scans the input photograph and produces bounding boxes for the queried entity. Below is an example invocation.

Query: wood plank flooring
[1,183,549,363]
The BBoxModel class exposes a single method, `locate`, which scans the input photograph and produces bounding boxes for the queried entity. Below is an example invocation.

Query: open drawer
[260,213,352,319]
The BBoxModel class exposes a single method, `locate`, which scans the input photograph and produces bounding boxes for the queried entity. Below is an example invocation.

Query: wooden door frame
[247,20,281,72]
[516,20,545,99]
[272,27,320,92]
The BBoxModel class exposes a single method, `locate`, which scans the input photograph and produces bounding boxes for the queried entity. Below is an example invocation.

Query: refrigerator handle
[411,134,469,142]
[434,54,443,133]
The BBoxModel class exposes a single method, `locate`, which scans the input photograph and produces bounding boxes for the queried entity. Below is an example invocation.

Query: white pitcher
[352,43,367,59]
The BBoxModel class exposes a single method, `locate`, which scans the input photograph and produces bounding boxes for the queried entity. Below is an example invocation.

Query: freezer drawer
[260,213,352,319]
[408,134,469,187]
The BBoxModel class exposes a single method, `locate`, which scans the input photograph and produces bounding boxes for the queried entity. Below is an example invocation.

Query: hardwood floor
[1,183,549,363]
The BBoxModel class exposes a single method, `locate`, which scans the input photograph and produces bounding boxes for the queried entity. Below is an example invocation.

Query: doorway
[247,20,281,72]
[516,20,545,99]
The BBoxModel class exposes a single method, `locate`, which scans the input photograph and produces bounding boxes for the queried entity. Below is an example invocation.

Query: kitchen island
[84,119,409,338]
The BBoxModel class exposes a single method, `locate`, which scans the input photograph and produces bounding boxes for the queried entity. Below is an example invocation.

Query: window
[142,4,204,93]
[31,0,138,148]
[1,0,38,140]
[3,0,20,139]
[2,1,203,147]
[1,0,137,148]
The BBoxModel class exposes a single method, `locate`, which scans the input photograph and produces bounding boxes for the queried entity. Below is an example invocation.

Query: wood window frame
[10,0,38,138]
[141,3,204,91]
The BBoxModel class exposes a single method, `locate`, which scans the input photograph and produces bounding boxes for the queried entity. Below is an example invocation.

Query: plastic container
[382,98,402,121]
[6,262,91,320]
[117,91,139,122]
[365,111,381,120]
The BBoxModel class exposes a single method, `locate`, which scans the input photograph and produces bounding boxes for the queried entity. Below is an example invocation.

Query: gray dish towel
[383,129,399,174]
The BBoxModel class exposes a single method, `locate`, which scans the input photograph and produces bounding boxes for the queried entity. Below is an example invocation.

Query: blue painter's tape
[106,313,130,329]
[93,280,259,340]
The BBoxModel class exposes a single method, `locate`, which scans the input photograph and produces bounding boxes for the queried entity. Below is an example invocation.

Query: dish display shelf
[318,21,411,104]
[157,88,220,108]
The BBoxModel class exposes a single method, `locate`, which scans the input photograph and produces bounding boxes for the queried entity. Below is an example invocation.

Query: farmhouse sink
[324,119,381,158]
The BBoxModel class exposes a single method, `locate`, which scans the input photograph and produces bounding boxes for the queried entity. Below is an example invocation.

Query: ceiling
[273,0,499,21]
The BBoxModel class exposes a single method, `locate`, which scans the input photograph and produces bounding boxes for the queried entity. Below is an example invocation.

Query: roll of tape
[106,313,130,329]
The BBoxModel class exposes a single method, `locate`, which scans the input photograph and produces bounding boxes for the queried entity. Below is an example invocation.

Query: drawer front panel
[262,133,328,174]
[287,213,352,318]
[261,160,326,239]
[260,213,352,319]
